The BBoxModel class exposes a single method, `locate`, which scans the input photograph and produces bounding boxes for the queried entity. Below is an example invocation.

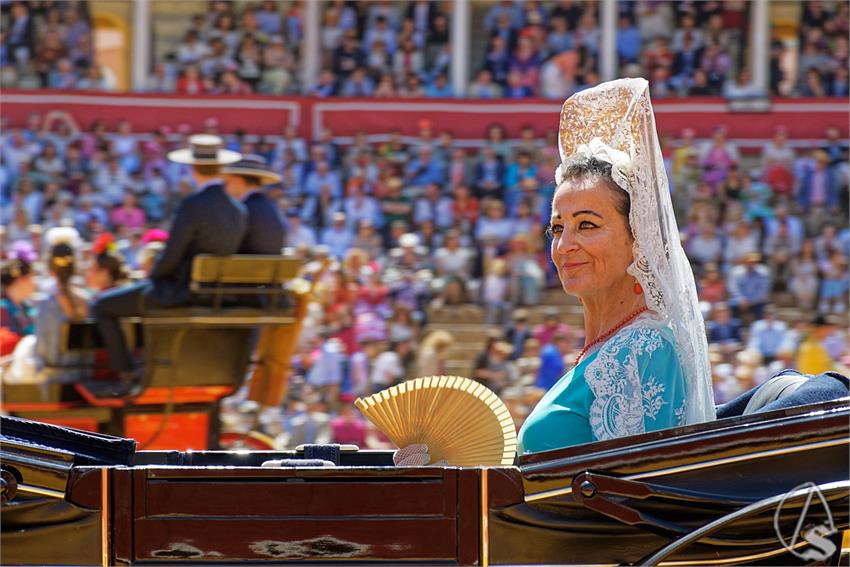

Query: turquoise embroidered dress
[518,319,687,455]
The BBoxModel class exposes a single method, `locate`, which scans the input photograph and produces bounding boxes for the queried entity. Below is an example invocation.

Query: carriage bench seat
[142,307,295,328]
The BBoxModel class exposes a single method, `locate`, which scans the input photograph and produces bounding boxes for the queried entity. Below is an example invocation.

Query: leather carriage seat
[717,370,850,418]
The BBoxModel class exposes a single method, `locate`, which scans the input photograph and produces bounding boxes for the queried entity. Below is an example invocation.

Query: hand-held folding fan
[355,375,517,466]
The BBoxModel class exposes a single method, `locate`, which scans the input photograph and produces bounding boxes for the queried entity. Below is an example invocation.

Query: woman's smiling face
[549,179,634,301]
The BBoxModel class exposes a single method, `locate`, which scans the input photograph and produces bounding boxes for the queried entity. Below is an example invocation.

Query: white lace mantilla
[584,320,686,441]
[557,78,715,426]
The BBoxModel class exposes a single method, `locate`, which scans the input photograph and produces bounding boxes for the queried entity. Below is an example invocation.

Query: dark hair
[95,251,128,284]
[555,156,631,222]
[50,243,76,289]
[0,258,32,287]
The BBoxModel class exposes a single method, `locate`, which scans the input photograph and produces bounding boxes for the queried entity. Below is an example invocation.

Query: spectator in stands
[473,340,515,395]
[800,67,826,97]
[797,150,839,212]
[393,37,424,82]
[482,34,511,87]
[796,316,836,375]
[616,14,641,65]
[467,69,503,98]
[320,211,354,259]
[370,339,409,393]
[30,231,90,379]
[724,68,763,99]
[475,200,514,246]
[255,1,283,37]
[687,223,723,271]
[747,305,789,364]
[546,15,573,56]
[504,308,532,361]
[0,243,37,355]
[340,66,374,96]
[723,219,759,268]
[700,126,738,187]
[175,64,208,95]
[504,68,533,98]
[573,10,600,57]
[333,31,365,80]
[405,145,444,189]
[6,1,35,72]
[474,145,506,201]
[177,30,210,66]
[110,193,146,232]
[818,250,848,315]
[424,73,453,97]
[344,180,381,231]
[697,262,726,303]
[364,15,397,56]
[706,302,742,346]
[416,329,453,377]
[509,35,541,95]
[727,252,771,320]
[330,393,368,445]
[700,41,731,94]
[535,330,571,391]
[399,73,425,97]
[284,209,317,249]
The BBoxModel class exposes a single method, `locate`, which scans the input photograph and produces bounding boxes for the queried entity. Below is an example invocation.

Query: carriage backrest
[191,255,301,287]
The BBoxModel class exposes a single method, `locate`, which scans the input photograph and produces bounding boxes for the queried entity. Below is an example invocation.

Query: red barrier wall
[2,90,847,143]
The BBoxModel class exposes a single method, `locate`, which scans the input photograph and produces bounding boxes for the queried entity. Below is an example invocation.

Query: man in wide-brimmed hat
[223,155,285,255]
[93,135,247,385]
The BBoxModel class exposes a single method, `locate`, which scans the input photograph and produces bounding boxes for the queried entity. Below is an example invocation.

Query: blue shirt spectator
[727,258,772,317]
[303,161,342,199]
[536,337,567,390]
[364,17,398,55]
[425,75,454,97]
[344,189,383,230]
[747,310,789,359]
[320,214,355,259]
[340,68,375,96]
[413,183,454,228]
[616,16,642,63]
[255,1,283,36]
[707,305,743,344]
[405,147,444,188]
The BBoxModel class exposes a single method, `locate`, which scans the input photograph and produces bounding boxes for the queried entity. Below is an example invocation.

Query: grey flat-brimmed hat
[167,134,241,165]
[222,154,282,184]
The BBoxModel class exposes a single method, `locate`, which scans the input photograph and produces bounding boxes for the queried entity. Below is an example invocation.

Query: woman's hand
[393,443,448,467]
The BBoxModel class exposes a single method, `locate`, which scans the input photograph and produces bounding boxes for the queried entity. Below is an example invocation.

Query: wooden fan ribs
[355,376,518,466]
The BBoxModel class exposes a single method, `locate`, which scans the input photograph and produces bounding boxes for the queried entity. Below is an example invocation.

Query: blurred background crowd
[1,0,848,450]
[2,0,848,98]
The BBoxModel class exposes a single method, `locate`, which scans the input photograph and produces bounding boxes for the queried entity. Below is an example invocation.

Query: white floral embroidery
[585,320,672,441]
[641,375,666,420]
[674,400,686,425]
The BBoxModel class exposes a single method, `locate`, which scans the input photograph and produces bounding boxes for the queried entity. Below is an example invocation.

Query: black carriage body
[1,399,848,566]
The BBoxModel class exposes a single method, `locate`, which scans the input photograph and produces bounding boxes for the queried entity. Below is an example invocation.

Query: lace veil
[557,78,715,425]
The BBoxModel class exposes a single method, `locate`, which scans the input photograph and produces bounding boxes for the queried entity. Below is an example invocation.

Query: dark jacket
[240,191,286,255]
[149,182,247,306]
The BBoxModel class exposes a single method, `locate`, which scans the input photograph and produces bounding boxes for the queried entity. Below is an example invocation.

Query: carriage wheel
[218,430,277,450]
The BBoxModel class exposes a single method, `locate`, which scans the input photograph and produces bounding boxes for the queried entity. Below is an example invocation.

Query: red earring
[634,281,643,295]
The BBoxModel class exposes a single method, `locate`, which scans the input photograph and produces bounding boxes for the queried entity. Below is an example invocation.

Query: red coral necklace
[573,306,649,366]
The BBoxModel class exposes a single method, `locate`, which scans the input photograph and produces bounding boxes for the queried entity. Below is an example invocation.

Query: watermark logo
[774,482,837,561]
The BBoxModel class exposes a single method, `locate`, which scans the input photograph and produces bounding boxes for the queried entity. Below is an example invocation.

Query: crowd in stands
[0,1,101,90]
[5,0,848,100]
[1,107,848,446]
